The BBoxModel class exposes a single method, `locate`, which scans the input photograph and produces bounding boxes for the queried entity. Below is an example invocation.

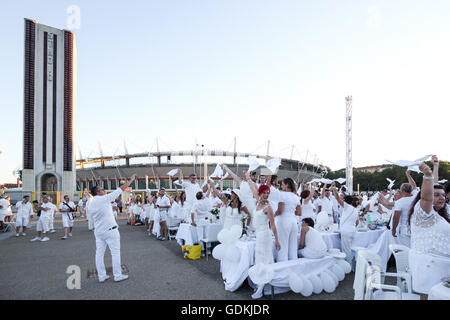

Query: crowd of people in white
[1,155,448,299]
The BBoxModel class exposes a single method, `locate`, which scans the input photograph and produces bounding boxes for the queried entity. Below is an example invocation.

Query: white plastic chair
[389,244,413,293]
[199,224,222,261]
[357,250,419,300]
[167,216,181,240]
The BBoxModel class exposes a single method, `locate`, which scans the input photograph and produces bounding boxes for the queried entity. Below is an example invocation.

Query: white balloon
[212,244,225,260]
[225,245,241,262]
[288,272,304,293]
[336,259,352,274]
[320,272,336,293]
[229,224,243,241]
[299,275,313,297]
[217,229,232,245]
[309,274,323,294]
[324,269,339,287]
[331,264,345,281]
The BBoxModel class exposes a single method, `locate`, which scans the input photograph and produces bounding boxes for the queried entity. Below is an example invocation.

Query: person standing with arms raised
[89,174,136,283]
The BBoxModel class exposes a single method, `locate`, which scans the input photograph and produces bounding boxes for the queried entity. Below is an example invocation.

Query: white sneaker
[16,233,20,237]
[50,230,56,234]
[114,274,129,282]
[68,233,72,237]
[30,237,41,242]
[99,275,110,283]
[61,236,68,240]
[41,237,50,242]
[22,233,26,236]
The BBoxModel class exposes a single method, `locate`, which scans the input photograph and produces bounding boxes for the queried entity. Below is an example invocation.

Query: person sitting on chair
[298,218,328,259]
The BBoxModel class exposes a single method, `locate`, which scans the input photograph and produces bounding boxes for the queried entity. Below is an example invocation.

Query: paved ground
[0,214,357,300]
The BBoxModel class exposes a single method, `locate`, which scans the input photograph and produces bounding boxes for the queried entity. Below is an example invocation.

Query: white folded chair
[356,250,419,300]
[389,244,413,293]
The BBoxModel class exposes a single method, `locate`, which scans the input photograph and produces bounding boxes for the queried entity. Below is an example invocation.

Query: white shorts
[62,213,74,228]
[159,210,168,223]
[16,215,30,228]
[36,215,51,233]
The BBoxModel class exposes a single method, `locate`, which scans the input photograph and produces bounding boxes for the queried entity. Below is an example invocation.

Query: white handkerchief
[386,178,395,190]
[334,178,346,184]
[248,156,262,172]
[221,172,229,180]
[173,180,183,186]
[210,164,224,178]
[320,178,333,185]
[167,169,178,177]
[438,179,448,184]
[265,158,281,174]
[386,155,431,167]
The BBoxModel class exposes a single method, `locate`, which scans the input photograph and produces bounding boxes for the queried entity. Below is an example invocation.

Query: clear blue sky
[1,0,449,183]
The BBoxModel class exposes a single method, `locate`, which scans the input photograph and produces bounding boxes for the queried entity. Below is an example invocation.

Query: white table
[429,282,450,300]
[176,222,222,246]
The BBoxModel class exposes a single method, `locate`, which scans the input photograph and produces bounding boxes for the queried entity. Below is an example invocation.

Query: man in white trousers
[89,174,136,283]
[30,196,55,242]
[15,195,33,236]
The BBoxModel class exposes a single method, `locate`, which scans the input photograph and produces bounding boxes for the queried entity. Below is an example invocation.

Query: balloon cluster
[288,259,351,296]
[212,225,242,263]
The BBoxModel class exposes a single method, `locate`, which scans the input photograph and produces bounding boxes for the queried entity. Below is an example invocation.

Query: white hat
[232,189,243,200]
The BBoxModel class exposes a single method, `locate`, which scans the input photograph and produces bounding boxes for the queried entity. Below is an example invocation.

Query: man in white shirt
[89,174,136,283]
[318,187,335,224]
[15,195,33,236]
[30,196,56,242]
[177,169,207,214]
[47,197,57,234]
[59,195,76,240]
[156,188,171,241]
[391,183,416,247]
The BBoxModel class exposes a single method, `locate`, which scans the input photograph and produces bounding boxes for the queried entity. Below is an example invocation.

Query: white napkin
[265,158,281,174]
[167,169,178,177]
[248,156,262,172]
[209,164,224,178]
[386,178,395,190]
[320,178,333,185]
[386,154,431,167]
[438,179,448,184]
[335,178,346,184]
[221,172,229,180]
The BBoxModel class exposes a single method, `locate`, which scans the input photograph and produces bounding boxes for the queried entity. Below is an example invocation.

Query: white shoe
[114,274,129,282]
[41,237,50,242]
[22,233,26,236]
[99,275,110,283]
[68,233,72,237]
[30,237,41,242]
[61,236,68,240]
[50,230,56,234]
[16,233,20,237]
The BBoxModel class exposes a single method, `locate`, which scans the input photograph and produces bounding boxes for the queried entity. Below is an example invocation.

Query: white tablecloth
[219,228,385,292]
[429,282,450,300]
[176,222,222,246]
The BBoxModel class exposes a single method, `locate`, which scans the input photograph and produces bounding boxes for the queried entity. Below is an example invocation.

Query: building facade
[22,19,77,193]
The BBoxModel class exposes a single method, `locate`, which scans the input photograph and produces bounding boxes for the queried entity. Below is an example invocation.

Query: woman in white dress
[247,177,281,299]
[298,218,327,259]
[331,183,359,266]
[209,183,251,231]
[407,163,450,300]
[172,190,187,221]
[272,177,301,262]
[148,194,158,236]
